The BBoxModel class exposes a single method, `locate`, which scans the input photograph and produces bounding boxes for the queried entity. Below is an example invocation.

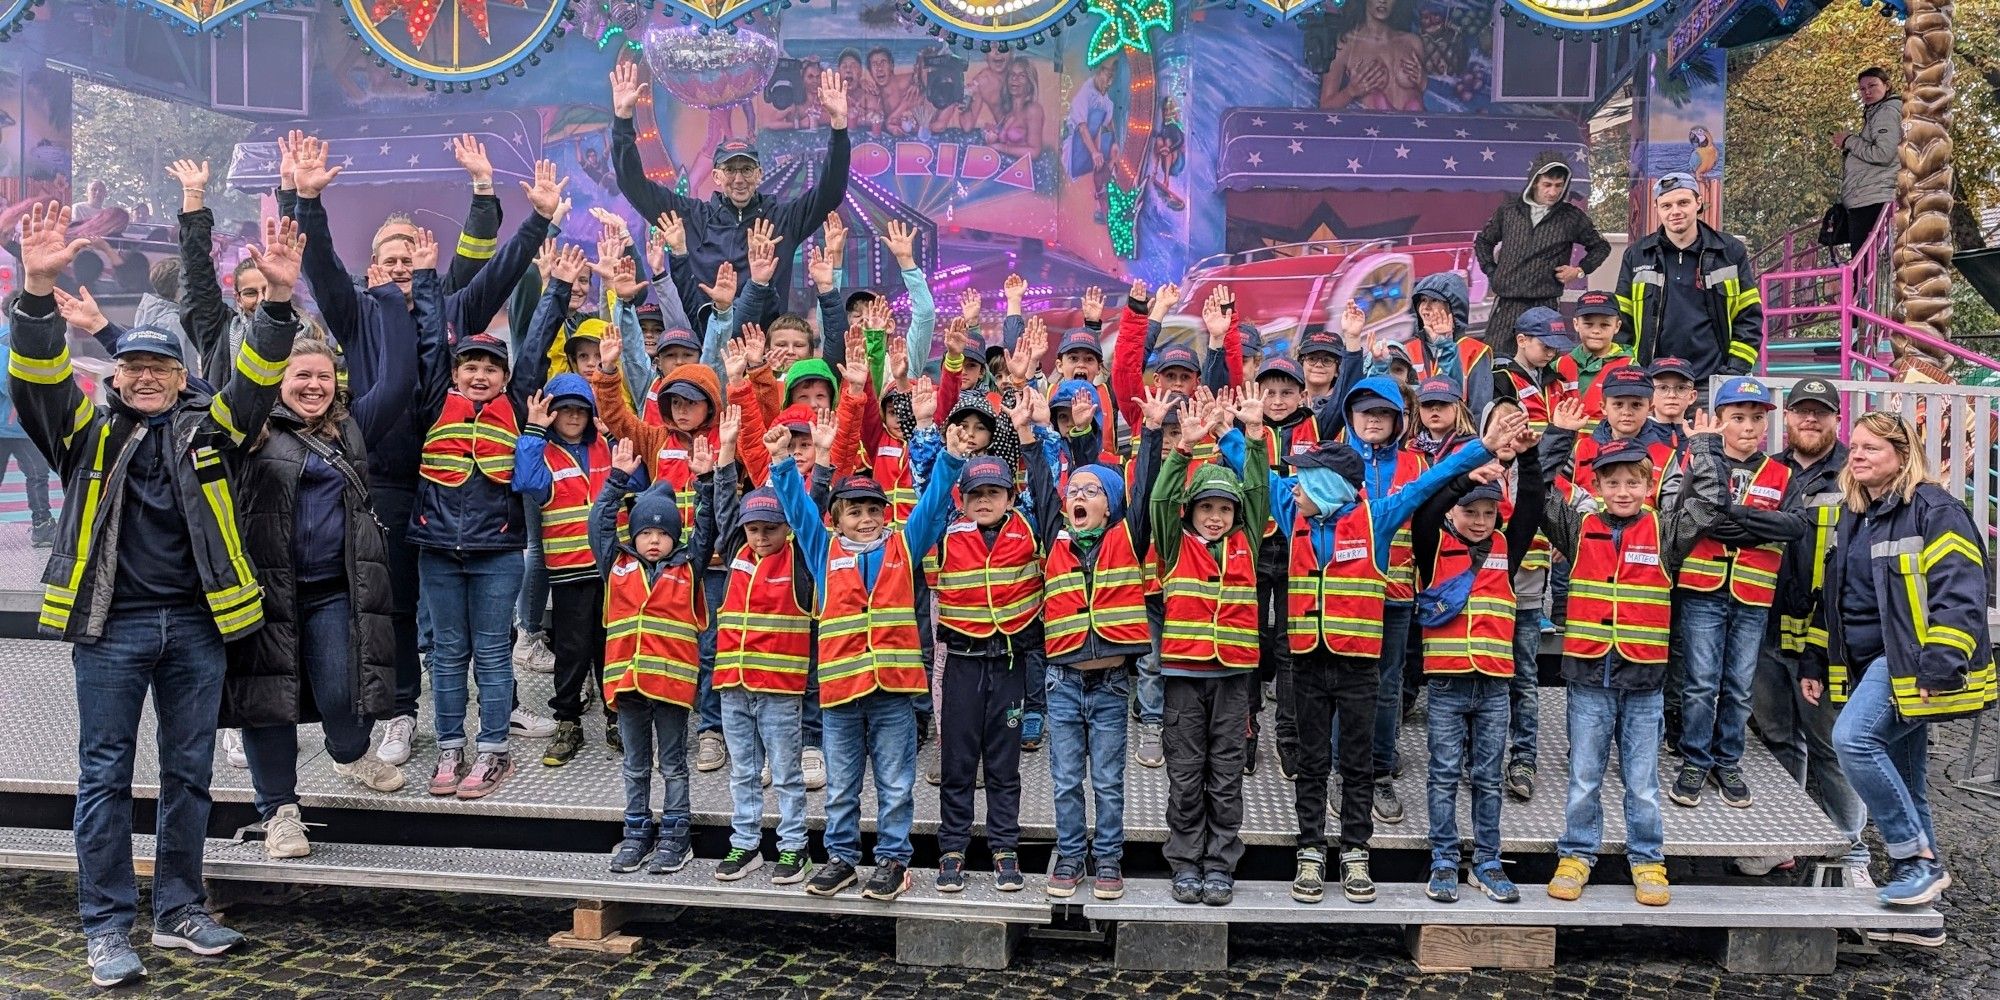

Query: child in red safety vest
[1150,386,1273,907]
[1553,291,1633,432]
[766,414,970,902]
[512,372,614,767]
[1411,399,1544,905]
[1667,376,1808,812]
[1539,429,1731,907]
[590,434,719,877]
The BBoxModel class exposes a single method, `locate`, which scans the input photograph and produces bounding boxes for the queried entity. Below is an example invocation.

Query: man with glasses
[609,59,852,328]
[6,204,300,987]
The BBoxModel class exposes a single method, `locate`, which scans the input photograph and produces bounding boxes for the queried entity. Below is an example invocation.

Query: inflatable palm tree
[1892,0,1957,364]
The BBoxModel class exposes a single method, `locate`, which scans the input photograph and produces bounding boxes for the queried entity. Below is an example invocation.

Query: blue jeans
[1832,659,1937,860]
[1675,592,1767,771]
[822,689,919,866]
[420,548,524,753]
[615,693,691,827]
[1132,595,1165,724]
[720,690,807,852]
[1372,601,1415,775]
[242,589,375,818]
[1508,610,1541,769]
[1426,675,1508,871]
[1047,665,1130,863]
[514,505,548,637]
[692,567,727,735]
[1556,683,1665,865]
[73,606,226,936]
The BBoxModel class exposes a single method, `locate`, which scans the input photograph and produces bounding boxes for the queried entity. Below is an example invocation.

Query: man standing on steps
[1473,154,1611,351]
[1616,172,1764,392]
[7,203,301,988]
[609,58,851,328]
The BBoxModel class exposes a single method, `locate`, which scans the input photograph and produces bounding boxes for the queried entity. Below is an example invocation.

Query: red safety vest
[1505,365,1571,435]
[1561,510,1673,664]
[926,510,1043,638]
[649,428,716,534]
[1159,530,1259,673]
[1129,448,1207,596]
[539,436,611,576]
[817,534,929,707]
[1382,448,1427,602]
[1555,352,1633,427]
[1679,455,1790,606]
[1260,418,1322,537]
[871,442,918,525]
[419,391,519,487]
[601,555,705,708]
[1421,531,1516,677]
[640,374,668,427]
[1285,503,1388,657]
[1042,520,1151,658]
[713,541,814,695]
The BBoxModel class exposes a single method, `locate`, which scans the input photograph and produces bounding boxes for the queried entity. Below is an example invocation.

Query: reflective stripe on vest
[1159,530,1259,672]
[602,556,705,708]
[713,541,813,695]
[873,444,919,525]
[540,437,611,575]
[1042,521,1151,659]
[926,510,1044,637]
[818,534,928,708]
[1560,510,1673,664]
[1286,502,1387,657]
[420,391,519,487]
[1679,455,1790,606]
[1422,531,1516,677]
[640,375,667,427]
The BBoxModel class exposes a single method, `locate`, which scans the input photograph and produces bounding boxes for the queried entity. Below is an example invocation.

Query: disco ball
[643,23,779,109]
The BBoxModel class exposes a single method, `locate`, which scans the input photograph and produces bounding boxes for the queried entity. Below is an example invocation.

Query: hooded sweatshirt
[1472,156,1611,302]
[512,371,606,506]
[590,357,768,490]
[1406,271,1494,421]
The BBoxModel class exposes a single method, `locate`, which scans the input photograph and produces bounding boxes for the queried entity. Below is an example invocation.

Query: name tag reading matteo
[1625,550,1661,566]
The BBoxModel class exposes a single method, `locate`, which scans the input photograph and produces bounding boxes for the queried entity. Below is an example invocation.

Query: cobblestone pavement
[2,718,1996,999]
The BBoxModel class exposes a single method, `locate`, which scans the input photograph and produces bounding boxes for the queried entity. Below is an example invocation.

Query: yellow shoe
[1547,857,1590,901]
[1633,862,1671,906]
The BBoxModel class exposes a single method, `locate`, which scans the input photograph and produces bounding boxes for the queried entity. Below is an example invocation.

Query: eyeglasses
[1065,483,1106,500]
[116,361,185,381]
[720,165,759,177]
[1654,383,1697,396]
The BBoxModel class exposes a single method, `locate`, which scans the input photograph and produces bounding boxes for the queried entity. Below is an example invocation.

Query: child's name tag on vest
[612,561,639,577]
[1748,484,1781,504]
[830,556,858,571]
[946,522,978,534]
[731,558,758,575]
[1483,556,1510,572]
[877,446,904,458]
[661,448,689,461]
[1625,550,1661,566]
[1335,545,1368,562]
[551,467,584,483]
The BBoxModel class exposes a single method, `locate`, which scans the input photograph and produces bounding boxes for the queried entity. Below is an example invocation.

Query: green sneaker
[542,721,583,767]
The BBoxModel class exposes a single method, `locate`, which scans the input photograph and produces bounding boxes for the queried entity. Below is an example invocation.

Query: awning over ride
[1217,109,1591,199]
[224,110,544,191]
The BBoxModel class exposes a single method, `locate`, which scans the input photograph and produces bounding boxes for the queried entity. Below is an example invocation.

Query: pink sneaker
[427,749,464,796]
[456,752,515,800]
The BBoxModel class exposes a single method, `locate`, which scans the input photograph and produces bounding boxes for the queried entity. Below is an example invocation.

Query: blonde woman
[1804,412,1995,930]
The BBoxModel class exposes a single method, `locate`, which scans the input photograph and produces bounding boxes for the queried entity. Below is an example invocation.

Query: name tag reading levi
[1335,545,1368,562]
[551,467,584,482]
[1483,556,1510,572]
[1625,550,1661,566]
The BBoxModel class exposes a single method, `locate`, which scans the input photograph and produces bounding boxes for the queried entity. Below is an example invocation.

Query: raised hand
[610,255,646,301]
[762,422,792,455]
[838,329,870,388]
[886,335,909,388]
[411,228,439,271]
[1069,386,1097,431]
[551,243,590,285]
[1027,385,1052,428]
[612,437,642,475]
[723,336,751,382]
[525,390,554,428]
[1202,286,1231,346]
[609,60,645,119]
[1003,273,1028,311]
[700,261,739,313]
[881,219,917,269]
[1080,286,1104,325]
[1173,397,1203,444]
[819,68,849,129]
[277,130,301,191]
[597,332,623,372]
[590,205,631,243]
[1128,277,1150,304]
[1003,386,1033,431]
[656,211,687,257]
[861,297,894,335]
[17,202,88,294]
[365,263,395,290]
[1468,460,1506,485]
[1339,299,1367,350]
[740,323,768,371]
[1549,397,1589,433]
[1139,383,1172,430]
[534,238,557,278]
[452,134,493,185]
[718,402,743,447]
[943,317,969,359]
[1690,406,1720,437]
[291,135,344,198]
[910,375,939,426]
[1234,381,1266,432]
[959,287,982,323]
[822,212,849,259]
[166,159,210,209]
[688,435,716,477]
[807,244,836,293]
[248,215,306,302]
[522,160,570,220]
[1149,281,1181,320]
[812,406,838,455]
[647,221,670,274]
[1480,405,1530,455]
[52,285,107,332]
[945,419,977,459]
[747,219,780,285]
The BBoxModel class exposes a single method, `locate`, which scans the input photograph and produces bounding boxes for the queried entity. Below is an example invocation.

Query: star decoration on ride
[1084,0,1171,67]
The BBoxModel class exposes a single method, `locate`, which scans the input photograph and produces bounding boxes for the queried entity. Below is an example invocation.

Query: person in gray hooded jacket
[1835,67,1902,253]
[1473,154,1611,351]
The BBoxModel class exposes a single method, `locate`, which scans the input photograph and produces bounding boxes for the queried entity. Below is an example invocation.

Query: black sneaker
[1047,854,1084,898]
[1291,849,1326,904]
[542,721,583,767]
[1713,767,1753,808]
[1669,764,1707,807]
[994,851,1025,892]
[1276,745,1297,781]
[1372,780,1404,824]
[646,821,691,875]
[1340,848,1376,904]
[604,716,623,753]
[805,857,858,896]
[935,852,966,893]
[1170,873,1204,904]
[1200,872,1234,906]
[771,849,811,885]
[714,846,764,881]
[30,519,56,549]
[862,860,912,901]
[1504,760,1535,802]
[1243,732,1260,777]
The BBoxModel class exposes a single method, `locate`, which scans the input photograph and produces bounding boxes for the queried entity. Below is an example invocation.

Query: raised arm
[165,160,229,381]
[608,60,703,226]
[212,218,306,451]
[349,276,423,447]
[5,206,95,467]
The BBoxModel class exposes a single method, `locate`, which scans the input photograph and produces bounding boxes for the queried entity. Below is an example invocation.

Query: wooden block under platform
[1406,924,1556,972]
[547,930,641,955]
[570,899,640,940]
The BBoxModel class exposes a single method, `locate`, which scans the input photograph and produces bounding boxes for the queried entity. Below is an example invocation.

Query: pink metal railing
[1757,207,2000,379]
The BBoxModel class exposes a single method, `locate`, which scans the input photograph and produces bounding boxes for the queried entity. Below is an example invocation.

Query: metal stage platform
[0,638,1847,860]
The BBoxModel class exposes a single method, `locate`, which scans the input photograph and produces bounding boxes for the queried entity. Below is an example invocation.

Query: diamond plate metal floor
[0,637,1848,856]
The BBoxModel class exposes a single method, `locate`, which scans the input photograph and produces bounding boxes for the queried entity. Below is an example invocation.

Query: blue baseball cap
[738,486,787,525]
[830,473,889,505]
[1711,375,1776,410]
[1514,307,1577,351]
[453,333,511,369]
[960,455,1016,494]
[1056,329,1103,361]
[713,138,761,167]
[1456,482,1503,507]
[1574,290,1619,318]
[1256,356,1306,387]
[1653,172,1700,200]
[1296,329,1342,359]
[1153,344,1199,374]
[1600,366,1655,398]
[111,326,184,364]
[1416,377,1461,404]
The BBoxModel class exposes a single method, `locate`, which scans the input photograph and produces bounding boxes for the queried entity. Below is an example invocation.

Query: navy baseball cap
[1456,482,1503,507]
[843,290,880,314]
[453,333,511,369]
[1416,377,1461,404]
[653,327,701,357]
[1600,366,1655,398]
[1653,172,1700,200]
[1712,375,1776,410]
[1296,330,1342,359]
[1256,356,1306,387]
[1057,329,1103,360]
[1514,307,1577,351]
[1574,290,1619,318]
[635,301,664,325]
[1647,356,1696,382]
[1153,344,1199,374]
[830,473,889,505]
[960,327,989,361]
[663,380,709,403]
[960,455,1016,494]
[111,326,184,364]
[1159,392,1188,426]
[1590,438,1654,472]
[713,139,761,167]
[738,486,787,525]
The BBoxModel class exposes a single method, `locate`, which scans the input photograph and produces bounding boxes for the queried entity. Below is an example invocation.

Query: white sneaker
[333,755,407,793]
[1848,864,1876,890]
[695,731,727,772]
[263,803,309,859]
[509,707,557,739]
[1732,854,1795,877]
[802,747,827,791]
[376,715,417,766]
[222,729,247,769]
[513,633,555,674]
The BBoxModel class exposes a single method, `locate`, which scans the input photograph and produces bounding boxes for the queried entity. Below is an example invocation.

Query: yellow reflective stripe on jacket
[235,340,287,386]
[7,347,72,385]
[40,424,112,633]
[1892,662,1998,717]
[457,232,498,260]
[209,392,244,444]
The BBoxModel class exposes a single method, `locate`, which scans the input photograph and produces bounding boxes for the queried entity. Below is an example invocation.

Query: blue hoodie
[513,371,605,508]
[1325,375,1494,589]
[1406,271,1494,420]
